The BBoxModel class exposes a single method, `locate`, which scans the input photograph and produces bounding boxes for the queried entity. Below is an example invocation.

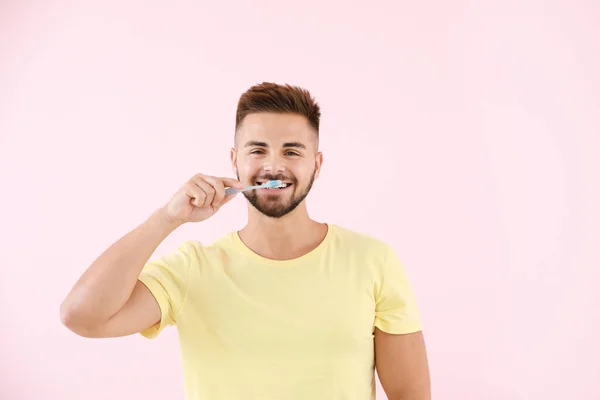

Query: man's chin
[258,202,289,214]
[248,198,298,218]
[256,207,291,219]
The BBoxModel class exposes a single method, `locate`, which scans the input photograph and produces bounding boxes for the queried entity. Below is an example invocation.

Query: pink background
[1,1,599,399]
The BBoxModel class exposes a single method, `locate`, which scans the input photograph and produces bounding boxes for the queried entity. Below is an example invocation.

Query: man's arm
[59,174,242,338]
[374,328,431,400]
[60,208,180,337]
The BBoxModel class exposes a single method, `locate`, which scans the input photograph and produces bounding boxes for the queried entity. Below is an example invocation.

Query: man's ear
[230,147,238,176]
[314,151,323,179]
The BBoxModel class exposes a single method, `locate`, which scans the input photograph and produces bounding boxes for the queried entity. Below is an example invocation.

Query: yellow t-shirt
[138,223,422,400]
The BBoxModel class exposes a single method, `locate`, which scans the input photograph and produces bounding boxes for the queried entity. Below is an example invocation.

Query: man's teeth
[258,182,291,189]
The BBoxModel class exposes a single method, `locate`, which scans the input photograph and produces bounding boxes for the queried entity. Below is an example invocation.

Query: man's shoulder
[329,224,393,254]
[170,231,236,258]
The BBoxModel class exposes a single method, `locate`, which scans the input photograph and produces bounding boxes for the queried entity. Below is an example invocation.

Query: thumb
[221,177,245,189]
[215,192,238,210]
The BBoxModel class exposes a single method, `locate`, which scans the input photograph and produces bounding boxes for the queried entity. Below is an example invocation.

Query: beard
[237,169,316,219]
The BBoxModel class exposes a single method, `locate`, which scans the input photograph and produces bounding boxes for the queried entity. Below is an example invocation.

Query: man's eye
[285,151,299,156]
[250,150,264,154]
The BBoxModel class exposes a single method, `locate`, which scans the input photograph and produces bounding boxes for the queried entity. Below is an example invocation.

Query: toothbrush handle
[225,184,264,195]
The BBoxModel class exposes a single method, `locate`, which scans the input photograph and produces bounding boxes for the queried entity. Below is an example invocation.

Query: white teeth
[264,183,290,190]
[257,181,292,189]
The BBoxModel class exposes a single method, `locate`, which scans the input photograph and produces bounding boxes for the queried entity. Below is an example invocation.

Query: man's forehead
[241,113,310,133]
[235,113,316,147]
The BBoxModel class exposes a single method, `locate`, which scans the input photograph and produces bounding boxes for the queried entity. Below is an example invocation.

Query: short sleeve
[374,245,422,334]
[137,241,195,339]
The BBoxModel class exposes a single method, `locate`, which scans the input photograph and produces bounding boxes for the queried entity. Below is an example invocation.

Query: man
[60,82,431,399]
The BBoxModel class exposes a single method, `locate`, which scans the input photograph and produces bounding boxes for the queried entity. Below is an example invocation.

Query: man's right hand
[162,174,245,224]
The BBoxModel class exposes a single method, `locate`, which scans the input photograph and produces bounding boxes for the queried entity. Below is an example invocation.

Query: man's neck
[238,204,328,261]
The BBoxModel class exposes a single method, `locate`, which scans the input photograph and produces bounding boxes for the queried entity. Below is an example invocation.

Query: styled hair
[235,82,321,137]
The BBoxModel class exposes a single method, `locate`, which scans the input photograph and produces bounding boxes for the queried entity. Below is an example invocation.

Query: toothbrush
[225,180,284,195]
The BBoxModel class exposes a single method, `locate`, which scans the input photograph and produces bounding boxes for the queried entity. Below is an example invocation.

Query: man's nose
[262,154,286,173]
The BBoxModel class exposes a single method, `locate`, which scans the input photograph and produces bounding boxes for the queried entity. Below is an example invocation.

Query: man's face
[231,112,322,218]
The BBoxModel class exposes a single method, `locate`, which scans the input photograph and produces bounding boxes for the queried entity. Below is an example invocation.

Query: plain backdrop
[1,1,599,399]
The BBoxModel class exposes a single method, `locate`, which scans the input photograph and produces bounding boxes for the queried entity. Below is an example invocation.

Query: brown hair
[235,82,321,137]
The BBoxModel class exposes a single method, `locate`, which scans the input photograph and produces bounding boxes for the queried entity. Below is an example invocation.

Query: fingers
[201,175,225,207]
[187,174,243,209]
[191,175,215,208]
[184,182,206,207]
[214,177,244,208]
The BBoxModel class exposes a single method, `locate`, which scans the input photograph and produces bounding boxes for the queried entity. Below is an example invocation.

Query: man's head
[231,82,323,219]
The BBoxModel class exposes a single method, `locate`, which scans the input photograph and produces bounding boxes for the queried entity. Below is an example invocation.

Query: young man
[60,82,431,399]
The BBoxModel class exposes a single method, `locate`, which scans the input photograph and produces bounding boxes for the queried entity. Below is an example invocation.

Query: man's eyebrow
[283,142,306,149]
[244,141,306,149]
[244,141,268,148]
